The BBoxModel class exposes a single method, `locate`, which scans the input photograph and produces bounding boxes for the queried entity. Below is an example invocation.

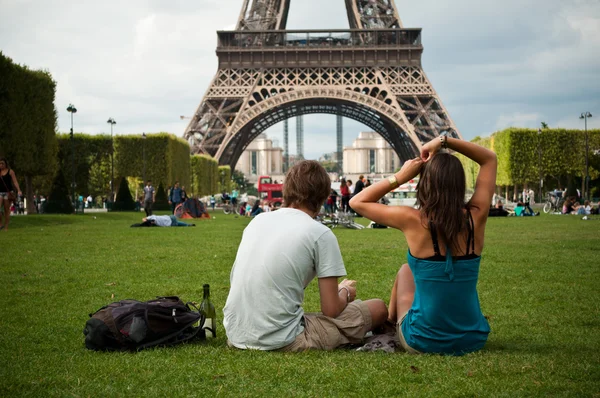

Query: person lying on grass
[351,135,496,355]
[223,160,387,351]
[130,215,195,227]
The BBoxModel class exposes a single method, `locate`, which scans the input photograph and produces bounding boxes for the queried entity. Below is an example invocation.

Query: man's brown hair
[284,160,331,213]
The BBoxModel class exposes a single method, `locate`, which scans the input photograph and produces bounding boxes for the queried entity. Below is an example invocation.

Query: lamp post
[580,112,592,200]
[538,128,543,204]
[67,104,77,211]
[142,132,147,184]
[107,118,117,202]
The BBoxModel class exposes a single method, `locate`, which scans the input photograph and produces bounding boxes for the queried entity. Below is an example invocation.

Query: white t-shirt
[223,207,347,350]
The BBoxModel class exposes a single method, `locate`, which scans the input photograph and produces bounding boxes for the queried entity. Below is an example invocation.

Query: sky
[1,0,599,160]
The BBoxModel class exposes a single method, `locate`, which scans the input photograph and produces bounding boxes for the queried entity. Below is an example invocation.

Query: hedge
[52,133,194,200]
[457,128,600,195]
[55,134,112,199]
[218,166,232,193]
[114,133,190,190]
[191,155,219,197]
[0,51,58,210]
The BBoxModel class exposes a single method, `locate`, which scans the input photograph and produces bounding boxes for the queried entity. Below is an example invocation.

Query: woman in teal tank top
[351,135,497,355]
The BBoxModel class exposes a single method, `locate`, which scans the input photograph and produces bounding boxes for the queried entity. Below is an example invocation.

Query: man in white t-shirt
[223,161,387,351]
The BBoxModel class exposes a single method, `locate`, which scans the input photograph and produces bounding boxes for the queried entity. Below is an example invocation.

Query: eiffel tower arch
[184,0,462,168]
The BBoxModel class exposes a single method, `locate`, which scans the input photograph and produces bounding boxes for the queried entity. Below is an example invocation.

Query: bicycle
[543,192,564,214]
[222,200,233,215]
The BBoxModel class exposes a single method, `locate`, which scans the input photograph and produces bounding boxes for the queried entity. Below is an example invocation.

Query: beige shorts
[278,300,372,352]
[396,312,422,355]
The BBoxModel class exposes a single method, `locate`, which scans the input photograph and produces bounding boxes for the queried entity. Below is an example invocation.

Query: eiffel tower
[183,0,461,168]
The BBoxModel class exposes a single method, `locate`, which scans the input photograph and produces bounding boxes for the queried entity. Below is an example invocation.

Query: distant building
[343,132,401,175]
[236,134,284,183]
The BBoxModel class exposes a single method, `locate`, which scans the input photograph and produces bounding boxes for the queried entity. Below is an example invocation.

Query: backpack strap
[136,313,205,351]
[136,302,204,351]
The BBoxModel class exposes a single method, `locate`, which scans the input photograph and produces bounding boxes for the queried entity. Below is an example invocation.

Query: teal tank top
[401,212,490,355]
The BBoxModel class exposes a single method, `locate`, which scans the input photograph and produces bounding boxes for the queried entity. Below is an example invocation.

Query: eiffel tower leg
[183,69,261,160]
[379,66,462,145]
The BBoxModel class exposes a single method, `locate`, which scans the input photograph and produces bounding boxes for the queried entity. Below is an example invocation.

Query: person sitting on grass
[350,135,495,355]
[563,198,575,215]
[223,160,387,352]
[514,201,538,216]
[250,200,262,217]
[130,215,195,227]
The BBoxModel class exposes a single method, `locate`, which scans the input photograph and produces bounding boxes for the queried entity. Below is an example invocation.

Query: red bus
[258,176,283,207]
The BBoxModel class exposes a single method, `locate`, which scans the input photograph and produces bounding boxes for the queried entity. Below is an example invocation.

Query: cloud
[0,0,598,160]
[133,14,157,58]
[495,113,542,130]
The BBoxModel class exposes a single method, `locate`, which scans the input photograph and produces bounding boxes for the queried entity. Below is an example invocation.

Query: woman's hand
[420,137,443,162]
[398,157,423,180]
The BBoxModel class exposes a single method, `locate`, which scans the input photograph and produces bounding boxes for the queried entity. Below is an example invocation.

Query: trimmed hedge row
[458,128,600,193]
[54,133,194,199]
[218,166,232,194]
[0,52,58,210]
[115,133,190,190]
[191,155,219,197]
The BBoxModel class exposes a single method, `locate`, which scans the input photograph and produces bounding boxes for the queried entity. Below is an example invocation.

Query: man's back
[223,208,346,350]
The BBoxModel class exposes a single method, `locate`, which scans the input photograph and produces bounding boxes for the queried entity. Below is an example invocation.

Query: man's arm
[318,277,356,318]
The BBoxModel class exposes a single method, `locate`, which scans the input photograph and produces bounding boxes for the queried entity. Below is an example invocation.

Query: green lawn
[1,211,599,397]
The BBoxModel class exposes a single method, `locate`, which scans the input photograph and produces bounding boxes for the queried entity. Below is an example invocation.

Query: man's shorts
[278,300,372,352]
[0,192,8,199]
[396,312,422,354]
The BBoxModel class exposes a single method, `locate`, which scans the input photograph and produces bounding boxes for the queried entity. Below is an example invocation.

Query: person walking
[168,182,182,215]
[353,175,365,196]
[340,178,350,212]
[0,157,22,231]
[143,180,155,217]
[351,135,496,355]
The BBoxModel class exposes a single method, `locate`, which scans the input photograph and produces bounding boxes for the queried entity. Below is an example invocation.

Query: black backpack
[83,296,206,351]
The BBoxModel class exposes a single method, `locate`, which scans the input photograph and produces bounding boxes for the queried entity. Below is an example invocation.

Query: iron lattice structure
[184,0,461,168]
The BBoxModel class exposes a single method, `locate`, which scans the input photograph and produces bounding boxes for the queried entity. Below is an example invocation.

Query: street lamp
[142,132,147,184]
[580,112,592,200]
[107,117,117,202]
[538,128,543,204]
[67,104,77,211]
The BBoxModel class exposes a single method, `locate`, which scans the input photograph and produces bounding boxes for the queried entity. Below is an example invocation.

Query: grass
[1,211,599,397]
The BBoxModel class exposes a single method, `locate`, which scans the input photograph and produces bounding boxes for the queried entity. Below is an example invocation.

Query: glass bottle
[200,284,216,338]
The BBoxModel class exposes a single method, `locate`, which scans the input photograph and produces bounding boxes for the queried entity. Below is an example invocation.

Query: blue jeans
[169,215,192,227]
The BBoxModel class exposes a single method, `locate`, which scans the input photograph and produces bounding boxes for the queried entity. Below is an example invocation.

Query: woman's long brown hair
[416,153,469,255]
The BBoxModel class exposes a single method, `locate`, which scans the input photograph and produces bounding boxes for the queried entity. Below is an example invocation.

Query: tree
[541,122,549,129]
[44,168,74,214]
[319,160,339,173]
[231,170,251,193]
[153,182,170,211]
[112,177,136,211]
